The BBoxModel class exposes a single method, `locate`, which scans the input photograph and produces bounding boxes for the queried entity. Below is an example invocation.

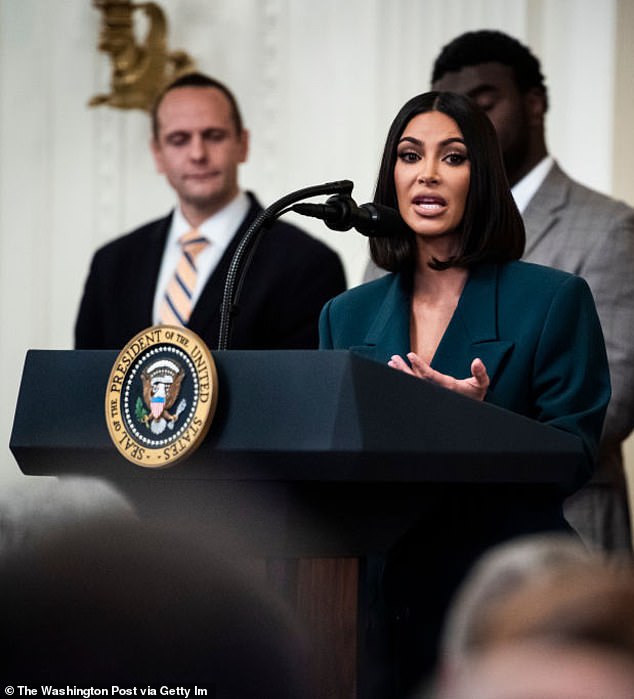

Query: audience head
[431,533,634,699]
[436,640,634,699]
[431,30,548,186]
[0,476,135,555]
[439,533,594,665]
[150,71,249,225]
[370,90,524,273]
[1,514,309,695]
[475,555,634,653]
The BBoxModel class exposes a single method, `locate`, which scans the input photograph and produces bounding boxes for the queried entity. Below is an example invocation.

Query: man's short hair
[431,30,547,102]
[151,71,244,140]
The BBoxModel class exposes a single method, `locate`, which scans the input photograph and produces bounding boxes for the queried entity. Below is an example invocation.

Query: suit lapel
[134,214,172,329]
[523,162,570,256]
[187,193,261,346]
[433,263,513,384]
[350,274,411,363]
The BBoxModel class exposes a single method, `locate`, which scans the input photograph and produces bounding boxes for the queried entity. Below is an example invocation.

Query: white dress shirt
[511,155,554,214]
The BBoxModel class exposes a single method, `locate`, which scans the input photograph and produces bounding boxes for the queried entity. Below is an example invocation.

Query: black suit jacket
[75,193,347,349]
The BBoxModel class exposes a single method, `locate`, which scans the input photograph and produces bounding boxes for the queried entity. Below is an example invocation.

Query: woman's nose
[418,161,439,185]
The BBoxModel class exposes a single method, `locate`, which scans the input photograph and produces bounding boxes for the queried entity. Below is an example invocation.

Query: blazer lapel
[523,162,570,256]
[347,266,513,385]
[350,274,411,363]
[433,263,513,384]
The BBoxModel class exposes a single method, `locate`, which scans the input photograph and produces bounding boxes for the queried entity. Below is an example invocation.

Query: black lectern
[10,350,584,698]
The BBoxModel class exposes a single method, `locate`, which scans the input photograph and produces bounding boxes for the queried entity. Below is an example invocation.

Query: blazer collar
[523,161,570,255]
[354,264,513,383]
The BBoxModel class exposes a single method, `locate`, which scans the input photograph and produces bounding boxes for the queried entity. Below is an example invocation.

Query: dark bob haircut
[370,91,525,272]
[151,71,244,141]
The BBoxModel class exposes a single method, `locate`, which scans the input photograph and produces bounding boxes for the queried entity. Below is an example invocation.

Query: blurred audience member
[1,515,310,696]
[438,532,594,666]
[435,640,634,699]
[0,476,135,554]
[429,535,634,699]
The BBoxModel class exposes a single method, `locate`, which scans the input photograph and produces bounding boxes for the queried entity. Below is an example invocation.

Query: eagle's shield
[150,395,165,419]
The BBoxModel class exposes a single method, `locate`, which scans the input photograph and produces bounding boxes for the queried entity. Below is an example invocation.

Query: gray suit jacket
[523,162,634,493]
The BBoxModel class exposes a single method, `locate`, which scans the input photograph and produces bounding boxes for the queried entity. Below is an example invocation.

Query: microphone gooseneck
[292,194,409,237]
[218,180,354,350]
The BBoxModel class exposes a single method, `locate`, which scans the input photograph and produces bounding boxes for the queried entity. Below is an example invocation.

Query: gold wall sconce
[89,0,196,111]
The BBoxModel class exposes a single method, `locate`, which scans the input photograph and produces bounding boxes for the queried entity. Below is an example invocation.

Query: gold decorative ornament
[105,325,218,467]
[89,0,196,111]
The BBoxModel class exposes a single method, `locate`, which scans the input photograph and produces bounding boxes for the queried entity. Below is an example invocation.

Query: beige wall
[1,1,632,493]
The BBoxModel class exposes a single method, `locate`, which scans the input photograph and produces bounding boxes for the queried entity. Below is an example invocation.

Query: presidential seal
[105,325,218,467]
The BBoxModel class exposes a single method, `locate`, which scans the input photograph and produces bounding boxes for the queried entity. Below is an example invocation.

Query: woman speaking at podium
[320,90,609,485]
[318,91,610,695]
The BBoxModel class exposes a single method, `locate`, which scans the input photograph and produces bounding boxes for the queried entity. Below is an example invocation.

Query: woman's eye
[397,151,420,163]
[444,152,467,165]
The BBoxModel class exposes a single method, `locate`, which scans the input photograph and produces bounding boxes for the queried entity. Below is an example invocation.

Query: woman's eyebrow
[397,136,466,147]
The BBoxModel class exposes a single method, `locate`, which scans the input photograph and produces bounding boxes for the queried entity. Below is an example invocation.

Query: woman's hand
[387,353,490,401]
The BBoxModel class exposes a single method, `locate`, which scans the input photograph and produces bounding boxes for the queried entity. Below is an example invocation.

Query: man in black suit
[75,72,346,350]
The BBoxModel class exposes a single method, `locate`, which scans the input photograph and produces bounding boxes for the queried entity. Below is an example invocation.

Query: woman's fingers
[387,352,489,401]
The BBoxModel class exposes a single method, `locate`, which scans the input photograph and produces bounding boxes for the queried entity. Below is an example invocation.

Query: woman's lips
[412,195,447,213]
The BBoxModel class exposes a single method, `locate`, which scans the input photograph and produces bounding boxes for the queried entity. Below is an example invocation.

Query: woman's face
[394,110,470,246]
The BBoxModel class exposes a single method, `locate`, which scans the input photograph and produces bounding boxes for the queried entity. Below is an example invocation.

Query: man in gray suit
[367,30,634,551]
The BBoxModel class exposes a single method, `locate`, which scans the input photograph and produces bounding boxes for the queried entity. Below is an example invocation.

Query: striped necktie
[159,229,210,327]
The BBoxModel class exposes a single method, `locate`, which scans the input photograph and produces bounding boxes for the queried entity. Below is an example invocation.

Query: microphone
[292,194,409,237]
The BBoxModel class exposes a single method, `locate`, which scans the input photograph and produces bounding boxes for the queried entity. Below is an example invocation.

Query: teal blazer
[319,261,610,487]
